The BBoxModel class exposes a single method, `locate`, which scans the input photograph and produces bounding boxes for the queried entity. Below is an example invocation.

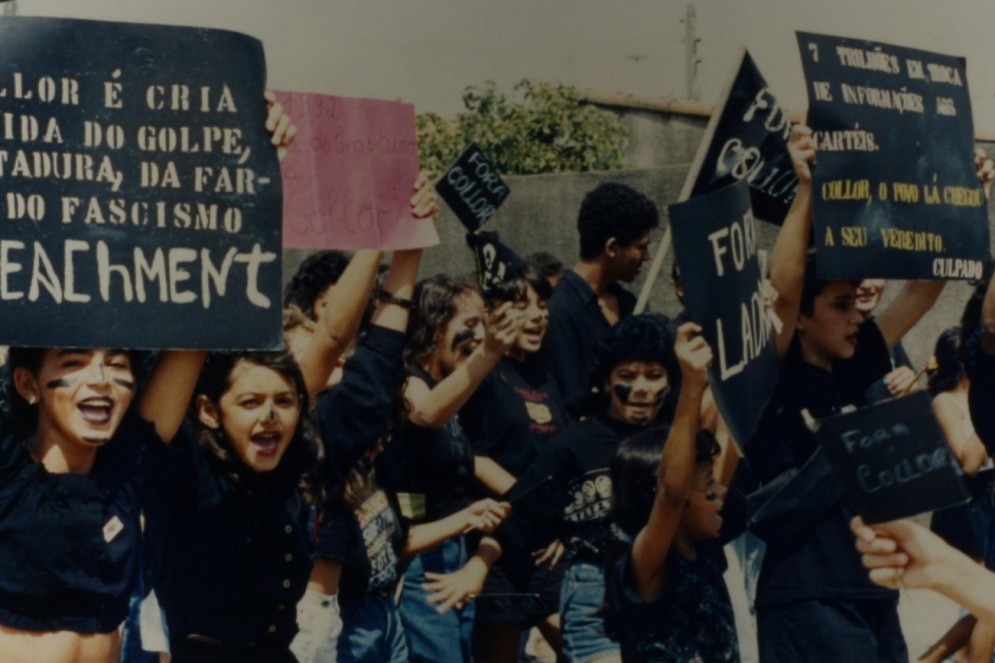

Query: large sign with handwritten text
[670,181,779,445]
[815,391,969,523]
[798,32,989,279]
[0,17,282,349]
[274,91,439,251]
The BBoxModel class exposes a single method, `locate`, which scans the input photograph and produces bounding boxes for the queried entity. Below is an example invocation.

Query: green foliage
[417,79,628,176]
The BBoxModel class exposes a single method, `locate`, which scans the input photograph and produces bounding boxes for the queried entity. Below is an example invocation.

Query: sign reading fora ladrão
[797,32,989,280]
[0,17,283,349]
[669,181,779,445]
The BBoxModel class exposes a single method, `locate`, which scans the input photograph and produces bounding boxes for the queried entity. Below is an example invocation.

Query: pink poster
[274,91,440,250]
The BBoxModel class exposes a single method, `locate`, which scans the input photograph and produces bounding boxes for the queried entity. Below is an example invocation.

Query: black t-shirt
[315,487,408,605]
[0,410,156,633]
[376,366,476,523]
[744,319,895,607]
[548,270,636,418]
[503,413,644,560]
[460,355,570,479]
[607,543,738,663]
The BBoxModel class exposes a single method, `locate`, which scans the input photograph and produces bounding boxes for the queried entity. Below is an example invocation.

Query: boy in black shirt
[745,125,945,662]
[548,182,659,418]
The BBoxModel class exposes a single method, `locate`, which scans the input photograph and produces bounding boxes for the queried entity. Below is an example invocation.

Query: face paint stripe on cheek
[113,378,136,391]
[45,377,77,390]
[612,384,632,404]
[451,328,476,351]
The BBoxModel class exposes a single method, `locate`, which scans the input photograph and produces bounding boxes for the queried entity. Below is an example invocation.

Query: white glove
[290,590,342,663]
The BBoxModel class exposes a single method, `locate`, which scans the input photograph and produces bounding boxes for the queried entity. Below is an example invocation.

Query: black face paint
[451,328,476,351]
[113,378,136,391]
[612,383,633,404]
[45,377,77,390]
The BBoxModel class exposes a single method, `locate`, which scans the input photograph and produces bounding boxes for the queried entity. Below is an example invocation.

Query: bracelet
[378,289,416,310]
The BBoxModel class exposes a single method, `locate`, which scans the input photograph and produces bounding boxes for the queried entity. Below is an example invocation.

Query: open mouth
[845,333,859,347]
[78,397,113,425]
[250,431,282,458]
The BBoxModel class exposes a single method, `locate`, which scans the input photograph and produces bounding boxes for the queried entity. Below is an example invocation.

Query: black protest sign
[669,181,779,445]
[466,230,527,307]
[814,391,969,524]
[688,50,797,225]
[0,17,282,349]
[797,31,989,280]
[436,143,510,231]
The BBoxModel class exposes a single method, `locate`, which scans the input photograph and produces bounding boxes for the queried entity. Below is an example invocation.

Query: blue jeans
[338,592,408,663]
[560,561,619,662]
[399,536,475,663]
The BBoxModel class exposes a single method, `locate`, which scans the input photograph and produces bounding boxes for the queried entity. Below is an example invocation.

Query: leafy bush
[417,79,628,176]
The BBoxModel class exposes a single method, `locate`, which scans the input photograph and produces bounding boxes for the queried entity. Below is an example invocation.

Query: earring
[27,395,36,405]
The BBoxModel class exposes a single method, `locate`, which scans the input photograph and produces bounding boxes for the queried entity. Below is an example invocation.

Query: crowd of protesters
[6,84,995,663]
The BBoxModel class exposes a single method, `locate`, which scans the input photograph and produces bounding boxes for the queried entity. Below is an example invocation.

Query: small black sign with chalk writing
[797,31,989,280]
[0,17,282,349]
[814,391,970,524]
[689,50,797,225]
[669,180,779,445]
[436,143,510,232]
[466,230,526,308]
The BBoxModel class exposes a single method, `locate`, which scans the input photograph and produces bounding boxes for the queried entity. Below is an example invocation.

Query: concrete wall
[285,108,994,373]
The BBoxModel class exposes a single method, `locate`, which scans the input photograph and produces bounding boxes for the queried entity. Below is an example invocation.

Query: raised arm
[405,303,523,428]
[769,125,815,358]
[139,351,206,443]
[874,279,946,351]
[629,322,712,602]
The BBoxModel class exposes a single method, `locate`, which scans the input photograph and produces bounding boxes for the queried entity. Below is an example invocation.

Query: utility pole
[1,1,16,16]
[683,4,701,100]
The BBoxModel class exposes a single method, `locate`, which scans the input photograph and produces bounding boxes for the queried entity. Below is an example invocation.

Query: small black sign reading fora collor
[814,391,969,524]
[436,143,509,232]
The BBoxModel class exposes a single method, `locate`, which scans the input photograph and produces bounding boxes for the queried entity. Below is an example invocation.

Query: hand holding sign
[674,322,713,393]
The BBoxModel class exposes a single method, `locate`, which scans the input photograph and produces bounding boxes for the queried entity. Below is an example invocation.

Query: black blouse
[148,326,407,649]
[0,409,157,633]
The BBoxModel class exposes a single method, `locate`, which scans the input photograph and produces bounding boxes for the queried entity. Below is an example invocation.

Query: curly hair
[577,183,659,260]
[283,250,351,320]
[589,314,677,393]
[192,350,323,504]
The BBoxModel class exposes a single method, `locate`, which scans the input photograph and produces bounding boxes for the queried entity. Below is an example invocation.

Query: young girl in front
[604,324,738,661]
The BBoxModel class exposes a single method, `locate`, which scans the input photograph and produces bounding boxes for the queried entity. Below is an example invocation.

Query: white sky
[15,0,995,136]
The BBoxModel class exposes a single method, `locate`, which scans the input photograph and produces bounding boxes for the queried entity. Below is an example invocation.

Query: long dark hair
[928,327,965,397]
[192,350,323,503]
[404,273,479,374]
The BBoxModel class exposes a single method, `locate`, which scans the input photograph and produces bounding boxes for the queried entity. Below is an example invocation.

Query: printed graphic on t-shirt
[514,385,557,435]
[357,490,400,591]
[563,470,612,523]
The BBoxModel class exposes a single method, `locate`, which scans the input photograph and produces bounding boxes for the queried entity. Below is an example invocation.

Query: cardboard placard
[798,31,989,279]
[688,50,797,225]
[0,17,283,349]
[274,90,439,251]
[814,391,969,524]
[436,143,510,231]
[669,181,779,445]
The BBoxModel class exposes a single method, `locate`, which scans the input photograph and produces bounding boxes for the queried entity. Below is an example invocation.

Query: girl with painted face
[603,326,741,661]
[0,92,294,663]
[497,314,679,663]
[374,273,524,663]
[144,173,435,662]
[457,264,572,663]
[0,348,204,663]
